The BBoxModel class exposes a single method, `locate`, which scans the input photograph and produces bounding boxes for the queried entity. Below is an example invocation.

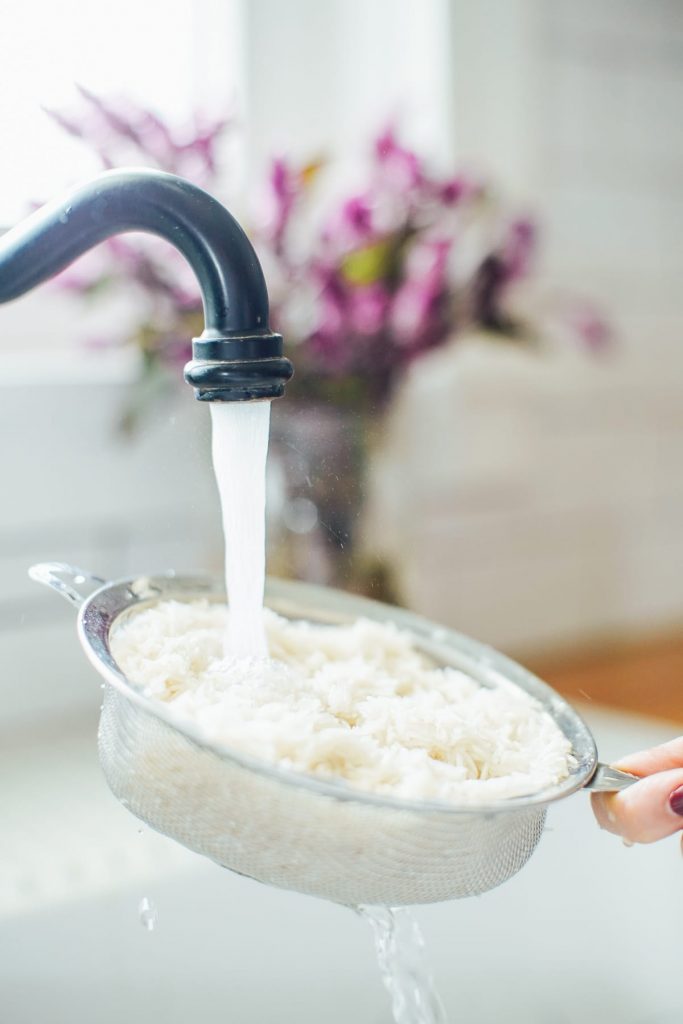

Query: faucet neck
[0,168,267,333]
[0,168,293,401]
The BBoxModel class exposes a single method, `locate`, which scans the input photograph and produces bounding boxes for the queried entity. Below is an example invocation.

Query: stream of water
[358,907,447,1024]
[210,400,446,1023]
[210,400,271,658]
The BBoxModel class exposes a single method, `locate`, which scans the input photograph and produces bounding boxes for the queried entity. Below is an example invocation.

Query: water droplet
[283,496,318,534]
[138,897,157,931]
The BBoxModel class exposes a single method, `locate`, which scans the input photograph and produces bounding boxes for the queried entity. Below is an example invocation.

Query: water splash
[138,896,157,932]
[358,906,447,1024]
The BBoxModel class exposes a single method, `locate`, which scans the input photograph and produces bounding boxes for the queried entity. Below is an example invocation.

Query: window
[0,0,242,225]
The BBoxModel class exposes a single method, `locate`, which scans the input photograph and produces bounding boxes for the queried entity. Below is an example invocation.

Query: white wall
[368,0,683,652]
[0,375,221,731]
[243,0,454,172]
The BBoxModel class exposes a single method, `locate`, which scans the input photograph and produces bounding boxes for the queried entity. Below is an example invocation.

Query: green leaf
[340,240,393,286]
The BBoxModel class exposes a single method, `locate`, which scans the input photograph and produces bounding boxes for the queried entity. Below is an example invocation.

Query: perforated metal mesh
[98,686,547,905]
[78,574,596,907]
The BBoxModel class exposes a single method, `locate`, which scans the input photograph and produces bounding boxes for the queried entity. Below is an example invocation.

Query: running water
[210,403,447,1019]
[210,401,271,658]
[358,907,447,1024]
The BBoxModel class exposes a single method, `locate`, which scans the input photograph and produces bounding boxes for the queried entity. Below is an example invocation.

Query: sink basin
[2,706,682,1023]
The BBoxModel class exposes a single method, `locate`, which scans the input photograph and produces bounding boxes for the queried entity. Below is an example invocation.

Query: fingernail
[669,786,683,816]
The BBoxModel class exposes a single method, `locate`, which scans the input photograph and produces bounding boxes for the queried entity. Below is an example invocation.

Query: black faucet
[0,168,293,401]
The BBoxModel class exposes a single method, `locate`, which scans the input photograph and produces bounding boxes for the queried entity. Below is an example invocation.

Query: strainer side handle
[29,563,107,609]
[584,763,640,792]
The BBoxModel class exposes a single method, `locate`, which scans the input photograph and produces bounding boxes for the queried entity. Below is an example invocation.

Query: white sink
[2,707,682,1023]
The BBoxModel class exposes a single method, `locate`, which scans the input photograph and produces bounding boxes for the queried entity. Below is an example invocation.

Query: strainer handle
[29,562,107,609]
[585,763,640,792]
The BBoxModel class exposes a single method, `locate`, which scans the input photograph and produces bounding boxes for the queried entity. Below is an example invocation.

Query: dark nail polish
[669,786,683,816]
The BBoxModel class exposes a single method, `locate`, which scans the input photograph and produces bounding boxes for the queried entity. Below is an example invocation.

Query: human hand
[592,737,683,845]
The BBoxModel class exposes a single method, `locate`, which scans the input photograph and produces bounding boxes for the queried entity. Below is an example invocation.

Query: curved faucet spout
[0,168,293,401]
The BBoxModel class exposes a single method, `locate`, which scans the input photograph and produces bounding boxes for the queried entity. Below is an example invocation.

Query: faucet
[0,168,293,401]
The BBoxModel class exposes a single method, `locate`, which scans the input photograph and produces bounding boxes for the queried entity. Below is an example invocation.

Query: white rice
[111,600,572,805]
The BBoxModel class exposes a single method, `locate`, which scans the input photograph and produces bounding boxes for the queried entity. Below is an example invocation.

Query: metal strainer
[31,562,636,906]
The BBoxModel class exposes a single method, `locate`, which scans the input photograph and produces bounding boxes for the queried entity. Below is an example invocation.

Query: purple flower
[75,84,148,152]
[319,195,380,256]
[341,196,374,240]
[438,176,466,206]
[348,283,390,336]
[305,266,349,368]
[263,156,300,253]
[500,217,536,282]
[390,239,452,350]
[44,98,612,414]
[374,126,423,192]
[569,305,613,352]
[44,88,230,183]
[182,113,231,178]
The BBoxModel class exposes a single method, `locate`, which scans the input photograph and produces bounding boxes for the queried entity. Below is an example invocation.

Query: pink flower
[263,156,300,253]
[306,266,349,368]
[44,96,612,410]
[44,87,230,185]
[390,239,452,349]
[501,217,536,282]
[374,126,423,192]
[569,305,613,352]
[321,194,377,252]
[340,196,374,241]
[348,283,390,335]
[438,176,466,206]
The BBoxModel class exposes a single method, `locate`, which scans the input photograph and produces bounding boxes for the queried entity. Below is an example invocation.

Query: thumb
[592,767,683,844]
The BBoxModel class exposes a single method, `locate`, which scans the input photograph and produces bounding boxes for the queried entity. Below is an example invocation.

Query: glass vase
[267,401,398,599]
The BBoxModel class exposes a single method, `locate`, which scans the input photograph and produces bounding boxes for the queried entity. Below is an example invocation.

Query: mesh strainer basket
[31,563,636,906]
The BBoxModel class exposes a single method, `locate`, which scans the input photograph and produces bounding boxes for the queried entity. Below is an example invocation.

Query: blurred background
[2,2,683,1022]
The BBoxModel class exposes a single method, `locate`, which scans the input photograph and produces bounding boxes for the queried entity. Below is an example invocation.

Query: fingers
[592,767,683,844]
[612,736,683,777]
